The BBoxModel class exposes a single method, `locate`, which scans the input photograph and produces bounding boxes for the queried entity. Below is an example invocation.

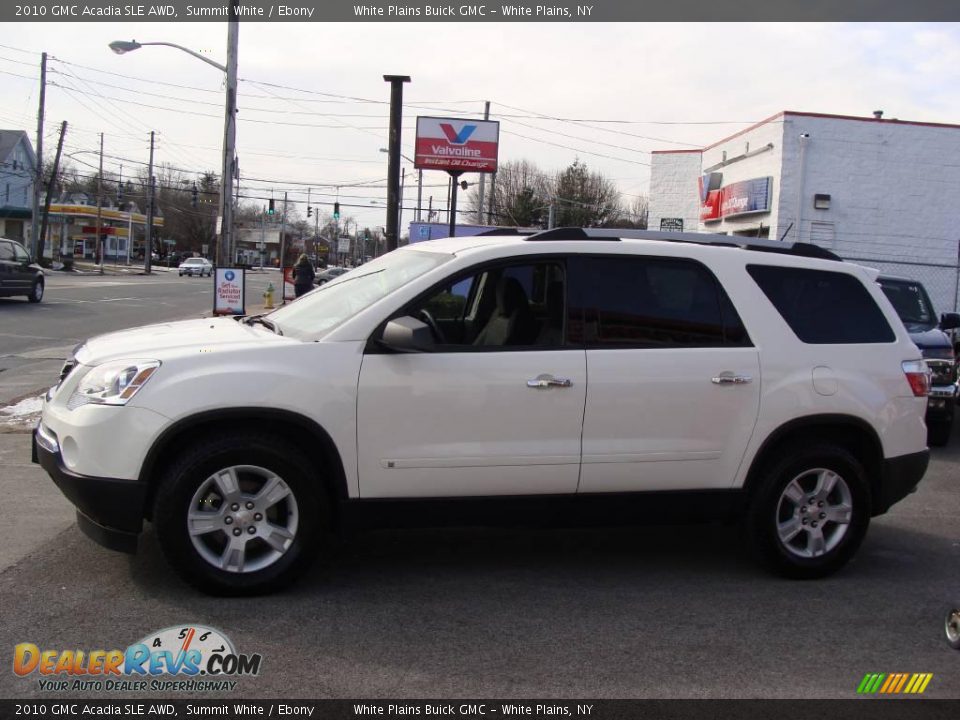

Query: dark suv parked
[0,238,44,303]
[879,276,960,445]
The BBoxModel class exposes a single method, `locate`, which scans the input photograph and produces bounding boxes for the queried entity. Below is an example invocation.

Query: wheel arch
[139,408,349,519]
[742,414,885,514]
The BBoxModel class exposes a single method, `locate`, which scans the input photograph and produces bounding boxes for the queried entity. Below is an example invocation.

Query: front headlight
[68,359,160,408]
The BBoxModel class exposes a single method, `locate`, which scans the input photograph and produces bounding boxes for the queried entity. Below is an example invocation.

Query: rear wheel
[27,277,43,303]
[154,433,327,595]
[747,444,870,579]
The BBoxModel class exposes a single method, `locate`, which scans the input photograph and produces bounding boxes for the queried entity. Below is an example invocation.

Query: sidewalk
[64,261,175,276]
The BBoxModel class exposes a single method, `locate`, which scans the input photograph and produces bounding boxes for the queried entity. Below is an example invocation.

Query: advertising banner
[213,268,245,316]
[415,117,500,173]
[282,267,296,302]
[701,175,772,223]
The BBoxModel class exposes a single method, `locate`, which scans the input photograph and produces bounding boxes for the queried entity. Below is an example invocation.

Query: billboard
[415,117,500,173]
[700,174,772,223]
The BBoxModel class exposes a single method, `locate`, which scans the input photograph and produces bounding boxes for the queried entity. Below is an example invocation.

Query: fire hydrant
[263,282,275,310]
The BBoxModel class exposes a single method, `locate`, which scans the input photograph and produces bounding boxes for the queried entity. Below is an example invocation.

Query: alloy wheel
[776,468,853,558]
[187,464,299,574]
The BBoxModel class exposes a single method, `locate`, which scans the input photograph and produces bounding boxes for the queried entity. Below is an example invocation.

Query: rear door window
[747,265,894,344]
[569,256,750,348]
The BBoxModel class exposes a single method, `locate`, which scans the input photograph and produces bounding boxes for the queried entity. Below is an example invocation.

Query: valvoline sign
[415,116,500,173]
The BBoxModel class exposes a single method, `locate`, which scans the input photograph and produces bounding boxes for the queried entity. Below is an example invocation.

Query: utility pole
[448,173,463,238]
[383,74,410,252]
[31,51,46,260]
[145,130,155,274]
[398,168,405,245]
[279,191,287,271]
[219,3,239,268]
[488,172,497,225]
[476,100,490,224]
[95,132,104,273]
[37,121,66,262]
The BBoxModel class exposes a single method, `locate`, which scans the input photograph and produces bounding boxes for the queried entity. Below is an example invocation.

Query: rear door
[571,255,761,493]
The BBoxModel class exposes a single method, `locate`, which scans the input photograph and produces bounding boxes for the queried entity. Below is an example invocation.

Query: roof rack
[523,227,842,261]
[473,227,536,237]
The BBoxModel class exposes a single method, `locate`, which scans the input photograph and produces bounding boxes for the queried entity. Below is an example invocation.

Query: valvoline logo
[439,123,477,145]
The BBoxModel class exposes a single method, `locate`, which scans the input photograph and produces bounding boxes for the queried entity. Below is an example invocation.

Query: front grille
[926,359,956,387]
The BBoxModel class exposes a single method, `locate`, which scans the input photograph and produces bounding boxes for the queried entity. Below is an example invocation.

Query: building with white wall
[0,130,36,243]
[648,111,960,311]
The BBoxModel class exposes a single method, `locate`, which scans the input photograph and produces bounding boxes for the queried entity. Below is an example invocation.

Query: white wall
[700,119,784,238]
[648,152,702,233]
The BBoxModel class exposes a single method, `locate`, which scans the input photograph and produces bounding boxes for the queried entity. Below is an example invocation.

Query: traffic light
[191,183,199,209]
[267,198,275,215]
[307,206,312,218]
[364,228,370,240]
[333,202,340,220]
[116,183,123,206]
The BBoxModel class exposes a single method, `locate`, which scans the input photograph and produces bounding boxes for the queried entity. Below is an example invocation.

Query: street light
[380,148,422,222]
[109,12,238,270]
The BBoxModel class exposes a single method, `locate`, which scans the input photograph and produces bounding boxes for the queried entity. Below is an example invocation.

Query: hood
[904,325,951,351]
[75,317,294,365]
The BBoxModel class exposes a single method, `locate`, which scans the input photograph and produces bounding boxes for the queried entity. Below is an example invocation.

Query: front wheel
[154,433,327,595]
[746,444,870,579]
[28,277,43,303]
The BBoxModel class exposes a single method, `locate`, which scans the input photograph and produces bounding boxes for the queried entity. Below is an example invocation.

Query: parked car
[878,276,960,446]
[34,228,930,595]
[178,257,213,277]
[315,266,349,285]
[0,237,44,303]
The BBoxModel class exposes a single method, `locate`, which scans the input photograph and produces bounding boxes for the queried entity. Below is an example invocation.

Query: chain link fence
[842,256,960,315]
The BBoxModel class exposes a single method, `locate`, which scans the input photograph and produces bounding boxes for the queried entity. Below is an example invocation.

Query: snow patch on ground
[0,395,43,429]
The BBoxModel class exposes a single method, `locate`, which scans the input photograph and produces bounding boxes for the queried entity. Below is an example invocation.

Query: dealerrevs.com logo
[13,625,262,693]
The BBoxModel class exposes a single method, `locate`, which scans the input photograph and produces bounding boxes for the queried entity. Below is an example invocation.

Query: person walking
[292,254,315,298]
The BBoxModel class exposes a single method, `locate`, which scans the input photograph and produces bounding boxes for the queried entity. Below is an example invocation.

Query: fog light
[35,423,60,455]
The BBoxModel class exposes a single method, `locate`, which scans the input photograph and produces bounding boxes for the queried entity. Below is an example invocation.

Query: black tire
[746,444,870,579]
[153,432,327,595]
[27,277,43,303]
[928,416,953,447]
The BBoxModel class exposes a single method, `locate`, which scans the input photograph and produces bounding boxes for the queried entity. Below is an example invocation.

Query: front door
[356,259,586,498]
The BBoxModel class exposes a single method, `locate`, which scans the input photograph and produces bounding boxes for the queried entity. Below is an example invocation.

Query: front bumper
[32,426,146,553]
[875,449,930,515]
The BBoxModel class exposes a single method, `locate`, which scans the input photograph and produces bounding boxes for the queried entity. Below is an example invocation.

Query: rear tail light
[902,359,931,397]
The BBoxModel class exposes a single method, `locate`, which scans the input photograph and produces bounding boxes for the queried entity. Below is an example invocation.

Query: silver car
[178,257,213,277]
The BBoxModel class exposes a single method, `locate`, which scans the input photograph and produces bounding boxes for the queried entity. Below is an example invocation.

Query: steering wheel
[417,309,447,344]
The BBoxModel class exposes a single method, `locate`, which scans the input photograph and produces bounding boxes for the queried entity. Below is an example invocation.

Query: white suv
[33,229,930,595]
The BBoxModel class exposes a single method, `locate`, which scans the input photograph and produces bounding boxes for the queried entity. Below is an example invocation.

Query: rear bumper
[875,449,930,515]
[33,427,146,553]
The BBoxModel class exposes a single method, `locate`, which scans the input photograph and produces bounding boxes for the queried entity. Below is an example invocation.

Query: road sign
[337,237,350,254]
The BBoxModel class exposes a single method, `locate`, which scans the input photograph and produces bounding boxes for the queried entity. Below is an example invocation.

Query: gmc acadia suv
[33,228,931,595]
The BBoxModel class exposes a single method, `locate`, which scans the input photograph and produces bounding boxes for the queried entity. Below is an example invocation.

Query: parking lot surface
[1,427,958,699]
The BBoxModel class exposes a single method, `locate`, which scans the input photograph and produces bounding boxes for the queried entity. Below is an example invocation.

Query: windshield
[879,279,936,329]
[266,249,452,338]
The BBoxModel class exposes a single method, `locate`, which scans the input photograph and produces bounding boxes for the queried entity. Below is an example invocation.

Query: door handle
[711,372,752,385]
[527,374,573,389]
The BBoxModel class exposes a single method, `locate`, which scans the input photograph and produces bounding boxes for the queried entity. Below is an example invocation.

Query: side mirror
[377,316,434,353]
[940,313,960,331]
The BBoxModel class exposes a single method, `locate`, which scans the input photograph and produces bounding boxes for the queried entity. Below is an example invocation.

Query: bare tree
[465,159,550,227]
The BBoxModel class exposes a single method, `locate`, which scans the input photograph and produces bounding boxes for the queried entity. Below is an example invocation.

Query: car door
[356,258,586,498]
[571,255,761,493]
[11,242,33,290]
[0,241,13,293]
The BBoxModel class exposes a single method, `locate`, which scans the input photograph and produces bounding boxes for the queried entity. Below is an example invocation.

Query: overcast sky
[2,21,959,230]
